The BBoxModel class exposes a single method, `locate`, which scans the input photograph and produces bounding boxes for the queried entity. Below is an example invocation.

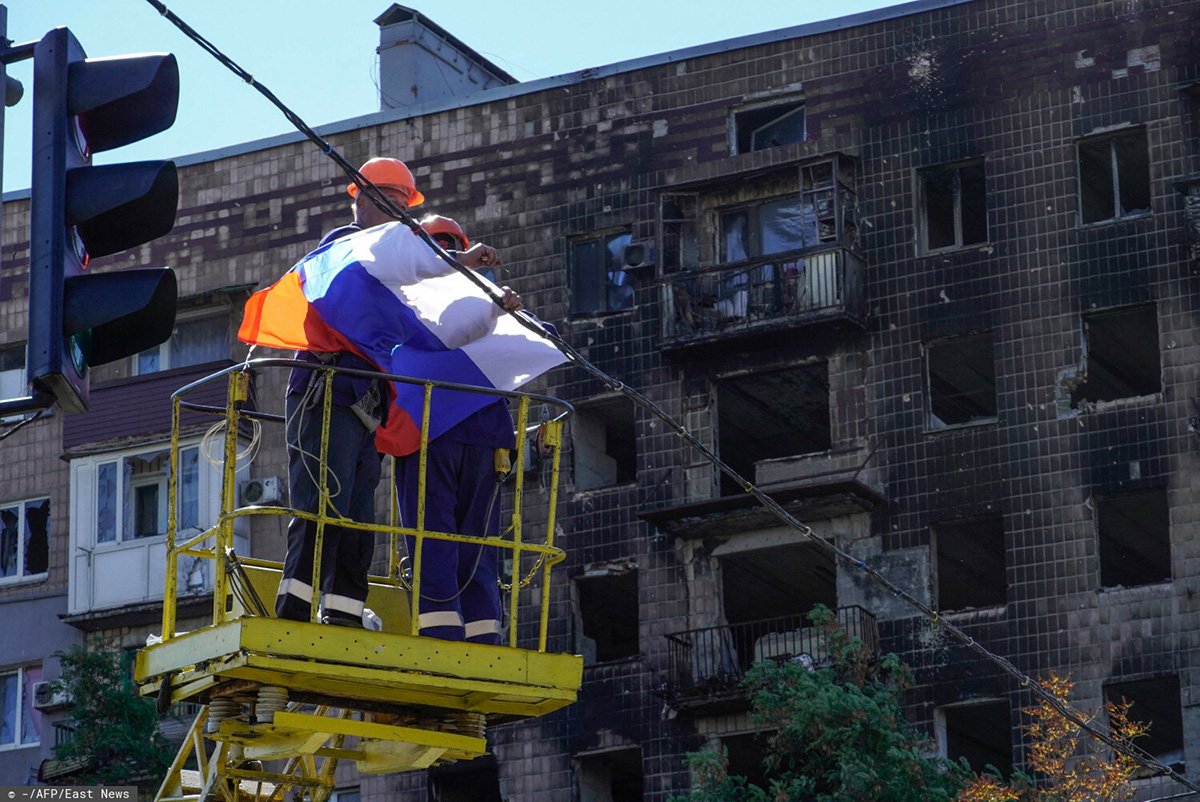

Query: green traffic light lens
[71,227,89,268]
[68,330,92,376]
[72,115,90,160]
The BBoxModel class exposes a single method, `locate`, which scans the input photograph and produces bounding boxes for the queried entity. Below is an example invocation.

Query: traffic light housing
[27,27,180,413]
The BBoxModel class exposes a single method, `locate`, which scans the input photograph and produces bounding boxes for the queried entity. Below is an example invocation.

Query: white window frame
[0,665,42,750]
[0,497,50,586]
[0,343,24,399]
[0,343,42,424]
[68,437,249,614]
[130,475,168,538]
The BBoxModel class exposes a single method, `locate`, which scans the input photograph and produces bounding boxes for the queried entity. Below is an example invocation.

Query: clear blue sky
[1,0,907,192]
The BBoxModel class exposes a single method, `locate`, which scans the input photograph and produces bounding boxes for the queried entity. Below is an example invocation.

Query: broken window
[1078,128,1151,224]
[0,497,50,581]
[0,665,41,748]
[716,364,830,496]
[932,516,1006,612]
[1071,304,1160,406]
[570,230,636,316]
[428,755,502,802]
[576,747,644,802]
[919,160,987,252]
[1096,487,1171,589]
[573,396,636,491]
[574,563,639,665]
[719,164,842,263]
[926,332,997,429]
[936,700,1012,777]
[722,733,770,791]
[1104,676,1184,775]
[719,542,836,626]
[660,193,699,273]
[732,99,806,154]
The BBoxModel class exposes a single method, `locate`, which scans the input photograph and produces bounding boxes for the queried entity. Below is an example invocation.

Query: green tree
[51,642,173,793]
[671,606,967,802]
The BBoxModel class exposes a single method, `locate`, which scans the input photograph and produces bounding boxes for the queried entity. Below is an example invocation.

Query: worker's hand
[499,287,524,312]
[459,243,501,271]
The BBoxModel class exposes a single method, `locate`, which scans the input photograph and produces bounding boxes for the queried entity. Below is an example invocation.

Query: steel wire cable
[142,0,1200,790]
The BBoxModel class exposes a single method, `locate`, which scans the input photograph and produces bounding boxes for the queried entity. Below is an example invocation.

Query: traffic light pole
[0,6,47,416]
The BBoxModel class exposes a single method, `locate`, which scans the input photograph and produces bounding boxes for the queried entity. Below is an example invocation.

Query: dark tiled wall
[5,0,1200,798]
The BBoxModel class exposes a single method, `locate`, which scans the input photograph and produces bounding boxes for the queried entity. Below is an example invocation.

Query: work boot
[320,611,364,628]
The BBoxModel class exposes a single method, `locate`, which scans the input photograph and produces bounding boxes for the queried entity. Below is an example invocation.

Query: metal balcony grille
[660,247,865,345]
[664,606,878,704]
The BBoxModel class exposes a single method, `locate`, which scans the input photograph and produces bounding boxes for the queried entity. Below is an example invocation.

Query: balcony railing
[660,247,865,347]
[53,721,76,748]
[664,606,878,707]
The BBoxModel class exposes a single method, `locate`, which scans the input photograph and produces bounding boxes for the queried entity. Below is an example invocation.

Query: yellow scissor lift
[134,359,581,802]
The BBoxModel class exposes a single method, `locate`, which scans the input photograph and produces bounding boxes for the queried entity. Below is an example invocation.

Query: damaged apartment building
[3,0,1200,799]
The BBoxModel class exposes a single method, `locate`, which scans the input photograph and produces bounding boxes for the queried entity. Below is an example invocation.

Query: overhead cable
[141,1,1197,790]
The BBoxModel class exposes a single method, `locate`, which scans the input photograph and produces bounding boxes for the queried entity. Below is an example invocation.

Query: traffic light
[27,27,180,413]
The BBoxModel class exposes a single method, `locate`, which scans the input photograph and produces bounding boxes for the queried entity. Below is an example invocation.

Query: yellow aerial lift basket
[134,359,581,801]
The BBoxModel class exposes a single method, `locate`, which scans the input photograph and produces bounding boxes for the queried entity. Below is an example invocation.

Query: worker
[396,217,536,646]
[419,213,469,251]
[275,158,498,627]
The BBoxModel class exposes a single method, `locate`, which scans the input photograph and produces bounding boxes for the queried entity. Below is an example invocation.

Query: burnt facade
[3,0,1200,798]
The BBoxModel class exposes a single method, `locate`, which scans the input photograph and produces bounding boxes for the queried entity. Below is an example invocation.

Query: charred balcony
[660,248,865,351]
[656,155,866,354]
[663,606,879,714]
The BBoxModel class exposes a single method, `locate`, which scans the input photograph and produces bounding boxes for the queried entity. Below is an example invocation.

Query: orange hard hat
[419,214,470,249]
[346,157,425,207]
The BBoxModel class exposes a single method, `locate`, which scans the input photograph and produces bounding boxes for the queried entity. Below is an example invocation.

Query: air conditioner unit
[621,241,654,270]
[33,681,72,712]
[240,476,283,506]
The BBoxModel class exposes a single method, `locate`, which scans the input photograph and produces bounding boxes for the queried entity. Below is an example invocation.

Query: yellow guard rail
[135,359,581,802]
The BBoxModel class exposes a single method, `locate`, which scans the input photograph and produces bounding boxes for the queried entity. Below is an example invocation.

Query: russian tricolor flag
[237,222,566,455]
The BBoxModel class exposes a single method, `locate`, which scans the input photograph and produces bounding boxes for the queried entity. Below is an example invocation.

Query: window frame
[931,516,1007,613]
[0,497,50,586]
[1076,126,1151,226]
[1095,486,1172,590]
[1072,303,1161,408]
[91,442,202,547]
[924,331,998,431]
[572,565,640,665]
[916,159,988,254]
[730,96,806,155]
[0,342,25,401]
[130,309,231,378]
[572,395,638,491]
[568,228,635,318]
[1103,675,1184,776]
[933,698,1013,777]
[0,343,47,425]
[0,665,42,750]
[715,363,833,496]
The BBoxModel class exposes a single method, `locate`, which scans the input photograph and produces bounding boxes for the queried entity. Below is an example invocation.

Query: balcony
[663,606,878,713]
[660,247,865,352]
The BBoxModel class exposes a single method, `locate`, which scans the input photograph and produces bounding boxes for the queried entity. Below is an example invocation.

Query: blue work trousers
[397,440,502,644]
[276,388,381,622]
